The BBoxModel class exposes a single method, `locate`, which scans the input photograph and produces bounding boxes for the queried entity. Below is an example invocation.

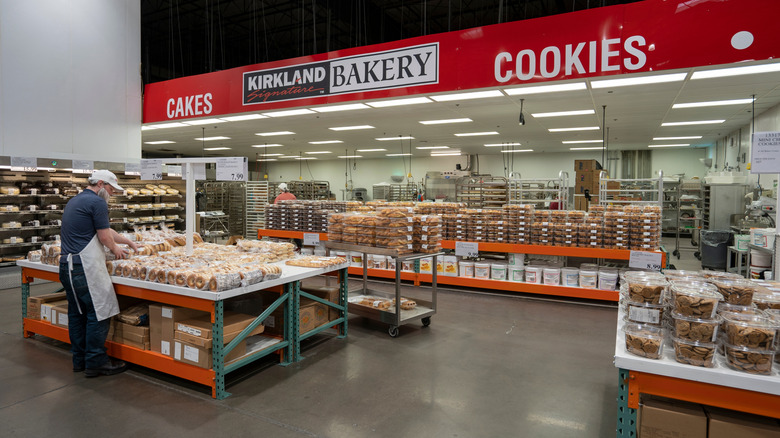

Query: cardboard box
[300,285,341,321]
[707,407,780,438]
[121,339,151,350]
[639,397,707,438]
[27,292,67,320]
[574,159,602,171]
[262,299,329,336]
[173,339,246,369]
[149,304,207,356]
[176,312,264,340]
[51,303,69,328]
[41,299,68,323]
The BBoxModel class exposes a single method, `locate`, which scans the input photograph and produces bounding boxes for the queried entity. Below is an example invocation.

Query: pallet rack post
[616,368,637,438]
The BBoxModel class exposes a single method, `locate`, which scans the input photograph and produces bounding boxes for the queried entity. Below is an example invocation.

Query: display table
[614,318,780,437]
[17,259,349,399]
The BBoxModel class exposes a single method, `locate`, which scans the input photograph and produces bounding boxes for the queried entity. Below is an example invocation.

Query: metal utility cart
[598,170,664,206]
[324,241,440,337]
[456,176,509,208]
[245,181,269,239]
[507,170,569,209]
[674,179,704,260]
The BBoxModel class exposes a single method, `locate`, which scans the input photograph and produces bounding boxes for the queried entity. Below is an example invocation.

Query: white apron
[67,235,119,321]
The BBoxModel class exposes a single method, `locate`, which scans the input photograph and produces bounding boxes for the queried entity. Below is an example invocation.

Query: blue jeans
[59,263,110,370]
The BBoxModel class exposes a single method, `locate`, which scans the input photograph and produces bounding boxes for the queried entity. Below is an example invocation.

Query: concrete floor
[0,239,701,437]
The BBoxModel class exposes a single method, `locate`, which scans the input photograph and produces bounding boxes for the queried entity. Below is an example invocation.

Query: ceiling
[140,60,780,161]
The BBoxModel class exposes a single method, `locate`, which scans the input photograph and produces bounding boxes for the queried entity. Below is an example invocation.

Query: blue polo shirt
[60,190,110,262]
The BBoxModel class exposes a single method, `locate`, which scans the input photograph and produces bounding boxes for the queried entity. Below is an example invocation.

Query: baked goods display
[623,323,664,359]
[670,282,721,318]
[349,295,418,311]
[721,312,777,350]
[266,200,332,232]
[285,255,348,268]
[709,278,758,306]
[724,344,775,374]
[672,337,716,367]
[671,310,720,342]
[624,272,667,304]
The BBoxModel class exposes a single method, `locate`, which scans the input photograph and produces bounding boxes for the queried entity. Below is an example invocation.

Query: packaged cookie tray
[710,278,760,306]
[624,323,665,359]
[672,336,717,367]
[721,312,778,350]
[671,311,721,342]
[723,343,776,375]
[671,283,722,318]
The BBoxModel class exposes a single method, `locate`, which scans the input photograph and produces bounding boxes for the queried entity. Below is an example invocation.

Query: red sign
[144,0,780,123]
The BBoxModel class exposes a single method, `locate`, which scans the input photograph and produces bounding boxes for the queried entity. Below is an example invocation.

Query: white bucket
[509,266,525,282]
[460,261,475,278]
[580,269,598,289]
[491,263,508,281]
[386,257,397,271]
[507,253,525,267]
[543,268,561,286]
[443,256,458,276]
[751,228,777,248]
[734,234,750,252]
[419,257,433,273]
[598,270,619,291]
[561,267,579,287]
[750,265,769,279]
[475,262,490,279]
[525,266,543,284]
[370,255,386,270]
[402,260,415,272]
[751,249,773,267]
[334,251,348,261]
[350,252,364,268]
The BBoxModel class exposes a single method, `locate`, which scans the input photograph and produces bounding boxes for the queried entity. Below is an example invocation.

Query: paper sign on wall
[124,162,141,175]
[629,251,663,271]
[141,159,163,180]
[72,160,94,174]
[10,157,37,172]
[455,241,479,258]
[167,165,182,177]
[216,157,248,181]
[182,163,207,180]
[750,132,780,174]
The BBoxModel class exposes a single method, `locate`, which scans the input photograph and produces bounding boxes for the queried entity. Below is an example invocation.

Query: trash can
[700,230,732,270]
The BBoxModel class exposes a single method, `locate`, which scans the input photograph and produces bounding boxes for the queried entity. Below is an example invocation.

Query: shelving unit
[287,180,330,200]
[245,181,269,239]
[661,177,680,235]
[507,171,569,209]
[202,181,245,236]
[456,176,508,208]
[598,170,664,205]
[673,179,704,260]
[0,192,70,261]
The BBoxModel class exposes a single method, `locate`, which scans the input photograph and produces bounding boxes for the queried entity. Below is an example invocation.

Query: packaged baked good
[753,289,780,310]
[625,302,665,325]
[723,343,775,375]
[623,322,664,359]
[709,278,758,306]
[671,282,721,317]
[721,312,778,350]
[672,337,716,367]
[624,274,668,304]
[671,310,721,342]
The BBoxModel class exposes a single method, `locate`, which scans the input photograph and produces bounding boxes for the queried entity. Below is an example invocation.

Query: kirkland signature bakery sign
[242,43,439,104]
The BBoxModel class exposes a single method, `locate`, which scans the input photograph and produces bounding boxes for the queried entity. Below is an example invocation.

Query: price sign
[124,162,141,176]
[167,165,182,177]
[181,163,207,180]
[10,156,37,172]
[216,157,248,181]
[72,160,94,174]
[303,233,320,246]
[140,159,163,180]
[629,250,663,271]
[455,241,480,257]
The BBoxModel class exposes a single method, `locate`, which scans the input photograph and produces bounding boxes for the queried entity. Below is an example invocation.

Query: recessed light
[569,146,605,150]
[485,142,521,147]
[220,114,267,121]
[310,103,370,112]
[386,153,412,156]
[673,98,754,109]
[376,136,414,141]
[194,136,231,141]
[661,120,724,126]
[416,146,450,149]
[454,131,499,137]
[419,118,473,125]
[366,97,432,108]
[144,140,176,145]
[590,72,687,88]
[262,109,315,117]
[648,144,690,148]
[431,152,462,156]
[151,122,188,129]
[305,151,332,154]
[182,118,228,125]
[256,131,295,136]
[308,140,343,144]
[500,149,534,153]
[329,125,374,131]
[257,153,283,157]
[338,155,363,158]
[278,156,299,158]
[504,82,587,95]
[296,157,318,160]
[430,90,504,101]
[203,147,231,151]
[561,140,603,144]
[256,158,278,162]
[691,62,780,79]
[141,126,158,131]
[251,144,284,147]
[532,110,595,118]
[356,149,387,152]
[652,136,702,140]
[548,127,600,132]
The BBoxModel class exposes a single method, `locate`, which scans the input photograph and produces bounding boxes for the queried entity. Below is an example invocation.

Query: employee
[59,170,139,377]
[274,182,297,203]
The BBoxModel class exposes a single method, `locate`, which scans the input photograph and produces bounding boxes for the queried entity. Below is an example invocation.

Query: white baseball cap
[278,182,288,191]
[89,169,124,191]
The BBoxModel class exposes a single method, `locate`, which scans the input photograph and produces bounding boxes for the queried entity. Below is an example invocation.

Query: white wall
[650,148,709,179]
[0,0,141,163]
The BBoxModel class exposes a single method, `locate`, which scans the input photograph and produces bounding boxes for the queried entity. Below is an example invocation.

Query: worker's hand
[128,241,140,253]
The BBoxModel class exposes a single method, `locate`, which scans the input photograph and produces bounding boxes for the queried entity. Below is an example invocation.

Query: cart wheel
[422,317,431,327]
[673,250,680,259]
[388,326,399,337]
[694,252,701,260]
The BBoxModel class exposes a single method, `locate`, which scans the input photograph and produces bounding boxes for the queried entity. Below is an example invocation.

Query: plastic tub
[626,301,665,325]
[460,261,475,278]
[753,290,780,310]
[525,266,543,284]
[543,267,561,286]
[580,269,598,289]
[402,260,415,272]
[671,282,721,318]
[507,253,525,267]
[350,252,364,268]
[670,310,721,342]
[672,337,716,367]
[474,262,490,279]
[722,312,777,350]
[386,257,397,271]
[623,322,664,359]
[491,263,508,281]
[300,247,314,255]
[561,267,579,287]
[709,278,759,306]
[509,266,525,282]
[724,343,775,375]
[598,269,619,291]
[624,276,669,304]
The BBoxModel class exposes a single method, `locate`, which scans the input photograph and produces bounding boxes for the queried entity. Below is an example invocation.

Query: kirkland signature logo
[243,43,439,104]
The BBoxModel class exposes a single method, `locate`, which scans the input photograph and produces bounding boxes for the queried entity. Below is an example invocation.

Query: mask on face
[97,187,110,203]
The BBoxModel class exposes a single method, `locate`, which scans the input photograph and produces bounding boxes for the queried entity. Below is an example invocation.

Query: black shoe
[84,360,127,377]
[73,366,85,372]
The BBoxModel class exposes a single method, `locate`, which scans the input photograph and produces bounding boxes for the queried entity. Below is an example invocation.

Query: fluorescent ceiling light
[278,156,299,158]
[256,158,278,162]
[691,62,780,79]
[653,136,702,140]
[431,152,462,156]
[356,148,387,152]
[548,126,600,132]
[262,109,315,117]
[203,147,231,151]
[419,118,473,125]
[532,110,595,118]
[386,153,412,156]
[590,72,687,88]
[310,103,370,112]
[329,125,374,131]
[182,118,227,125]
[430,90,503,102]
[504,82,587,95]
[648,144,690,148]
[416,146,450,150]
[366,97,432,108]
[141,126,158,131]
[500,149,534,153]
[144,140,176,145]
[296,157,317,160]
[673,98,754,109]
[257,153,283,157]
[151,122,188,129]
[220,114,267,121]
[305,151,332,154]
[454,131,499,137]
[562,140,603,144]
[338,155,362,158]
[308,140,343,144]
[485,142,521,147]
[194,136,230,141]
[570,146,605,150]
[661,120,724,126]
[376,136,414,141]
[256,131,295,136]
[251,144,284,147]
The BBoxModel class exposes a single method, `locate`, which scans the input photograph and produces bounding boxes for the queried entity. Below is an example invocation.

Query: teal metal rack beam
[616,368,638,437]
